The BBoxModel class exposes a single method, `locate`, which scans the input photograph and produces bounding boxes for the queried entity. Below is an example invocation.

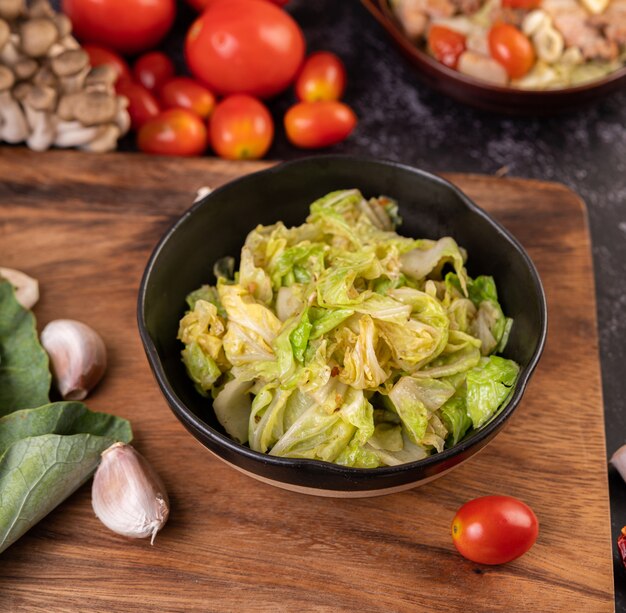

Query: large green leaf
[0,402,132,457]
[0,433,122,553]
[0,280,50,416]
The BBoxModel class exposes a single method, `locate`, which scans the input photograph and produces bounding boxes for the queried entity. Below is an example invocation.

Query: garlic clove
[0,266,39,309]
[92,443,169,544]
[40,319,106,400]
[611,445,626,483]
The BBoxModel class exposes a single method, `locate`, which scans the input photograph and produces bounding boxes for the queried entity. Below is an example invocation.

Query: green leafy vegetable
[0,402,131,456]
[178,190,520,467]
[0,433,128,553]
[0,280,50,416]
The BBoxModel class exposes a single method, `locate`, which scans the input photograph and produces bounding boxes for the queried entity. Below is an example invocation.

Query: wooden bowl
[138,156,547,497]
[361,0,626,114]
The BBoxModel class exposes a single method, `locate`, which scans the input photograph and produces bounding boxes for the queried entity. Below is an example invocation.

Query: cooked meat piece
[543,0,618,59]
[394,0,455,39]
[489,6,525,27]
[590,0,626,46]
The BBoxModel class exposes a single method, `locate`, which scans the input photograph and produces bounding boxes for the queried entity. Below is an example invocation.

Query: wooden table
[0,149,613,611]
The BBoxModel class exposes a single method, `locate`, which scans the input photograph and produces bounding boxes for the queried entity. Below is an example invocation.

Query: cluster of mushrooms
[0,0,129,151]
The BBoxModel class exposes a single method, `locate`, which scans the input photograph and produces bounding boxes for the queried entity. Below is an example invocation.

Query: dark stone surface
[55,0,626,604]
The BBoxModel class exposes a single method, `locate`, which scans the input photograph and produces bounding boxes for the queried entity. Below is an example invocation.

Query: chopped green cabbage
[178,190,520,467]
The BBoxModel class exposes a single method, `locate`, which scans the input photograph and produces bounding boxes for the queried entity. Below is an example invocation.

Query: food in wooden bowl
[138,156,547,497]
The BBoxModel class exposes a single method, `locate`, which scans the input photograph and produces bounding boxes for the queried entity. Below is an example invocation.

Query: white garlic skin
[40,319,106,400]
[0,267,39,309]
[92,443,169,544]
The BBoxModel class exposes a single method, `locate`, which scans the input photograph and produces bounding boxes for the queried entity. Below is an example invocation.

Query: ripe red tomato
[83,44,131,84]
[185,0,305,98]
[209,95,274,160]
[451,496,539,565]
[133,52,175,93]
[116,80,160,130]
[138,109,207,156]
[295,52,346,102]
[159,77,216,119]
[284,101,356,149]
[488,24,535,79]
[428,25,466,69]
[62,0,176,55]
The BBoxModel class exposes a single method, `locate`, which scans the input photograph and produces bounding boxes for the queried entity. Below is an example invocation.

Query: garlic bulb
[40,319,106,400]
[0,266,39,309]
[92,443,169,544]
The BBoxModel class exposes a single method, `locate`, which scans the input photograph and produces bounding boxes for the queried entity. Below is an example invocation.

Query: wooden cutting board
[0,149,613,612]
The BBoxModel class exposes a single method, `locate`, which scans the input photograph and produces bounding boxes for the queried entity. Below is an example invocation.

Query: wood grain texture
[0,149,613,612]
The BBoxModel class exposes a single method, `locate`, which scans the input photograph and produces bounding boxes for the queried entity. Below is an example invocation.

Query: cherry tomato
[209,95,273,160]
[83,44,131,84]
[185,0,305,98]
[159,77,216,119]
[502,0,540,7]
[116,79,160,130]
[284,101,356,149]
[295,52,346,102]
[62,0,176,55]
[138,109,207,156]
[451,496,539,565]
[488,24,535,79]
[185,0,288,11]
[133,52,175,93]
[428,25,466,69]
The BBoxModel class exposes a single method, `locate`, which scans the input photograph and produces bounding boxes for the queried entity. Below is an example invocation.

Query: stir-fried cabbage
[178,190,520,467]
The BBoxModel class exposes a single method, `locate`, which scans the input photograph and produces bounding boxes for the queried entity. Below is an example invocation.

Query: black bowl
[138,156,547,497]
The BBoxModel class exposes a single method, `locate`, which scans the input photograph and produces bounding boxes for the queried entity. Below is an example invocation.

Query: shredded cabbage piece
[178,190,520,467]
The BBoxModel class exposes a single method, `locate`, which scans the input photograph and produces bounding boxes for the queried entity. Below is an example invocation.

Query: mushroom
[13,56,37,80]
[0,65,28,143]
[85,64,118,93]
[54,120,100,148]
[28,0,54,18]
[50,48,89,93]
[56,91,80,121]
[73,90,117,126]
[0,0,24,21]
[23,84,56,151]
[33,65,57,88]
[54,13,72,38]
[12,79,33,102]
[81,124,121,153]
[0,31,21,65]
[0,18,9,49]
[19,17,58,56]
[115,95,130,135]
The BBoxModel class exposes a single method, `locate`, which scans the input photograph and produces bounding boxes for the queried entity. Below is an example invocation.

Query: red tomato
[451,496,539,565]
[295,52,346,102]
[209,95,273,160]
[502,0,540,7]
[428,25,466,69]
[138,109,207,156]
[62,0,176,55]
[159,77,216,119]
[116,80,160,130]
[185,0,288,11]
[284,101,356,149]
[185,0,305,98]
[488,24,535,79]
[83,44,131,83]
[133,52,175,93]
